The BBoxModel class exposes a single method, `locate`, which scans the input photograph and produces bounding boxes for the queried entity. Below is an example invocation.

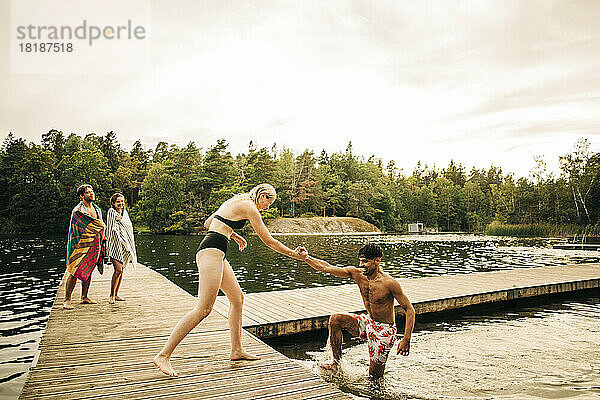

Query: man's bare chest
[81,205,98,219]
[358,280,391,305]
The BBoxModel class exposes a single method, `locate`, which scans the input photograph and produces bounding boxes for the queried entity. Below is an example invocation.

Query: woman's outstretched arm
[246,205,305,260]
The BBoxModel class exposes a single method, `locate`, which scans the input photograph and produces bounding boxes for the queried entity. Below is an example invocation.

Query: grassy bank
[486,222,600,238]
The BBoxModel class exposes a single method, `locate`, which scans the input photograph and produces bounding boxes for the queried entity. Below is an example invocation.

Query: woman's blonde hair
[236,183,277,204]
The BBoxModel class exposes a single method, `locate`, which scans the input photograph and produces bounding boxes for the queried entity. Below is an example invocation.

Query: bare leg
[115,272,125,301]
[321,313,360,373]
[369,361,386,379]
[63,274,76,309]
[80,275,96,304]
[109,259,123,304]
[220,259,260,361]
[153,249,224,377]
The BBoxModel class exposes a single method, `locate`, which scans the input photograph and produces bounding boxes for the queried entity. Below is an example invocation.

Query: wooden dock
[553,243,600,250]
[213,263,600,338]
[20,262,600,399]
[18,265,351,400]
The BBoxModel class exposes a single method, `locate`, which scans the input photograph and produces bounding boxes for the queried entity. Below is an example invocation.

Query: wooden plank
[21,262,599,398]
[19,265,351,400]
[553,244,600,250]
[238,263,600,337]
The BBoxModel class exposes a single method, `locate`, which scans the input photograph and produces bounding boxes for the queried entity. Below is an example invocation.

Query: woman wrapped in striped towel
[105,193,137,304]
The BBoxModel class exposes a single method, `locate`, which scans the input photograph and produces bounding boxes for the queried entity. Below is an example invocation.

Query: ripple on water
[2,233,600,399]
[0,235,64,399]
[295,297,600,400]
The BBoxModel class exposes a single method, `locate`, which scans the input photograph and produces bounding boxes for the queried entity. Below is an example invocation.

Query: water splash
[294,298,600,400]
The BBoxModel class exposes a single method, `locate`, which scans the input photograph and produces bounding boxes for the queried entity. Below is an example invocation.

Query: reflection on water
[0,235,64,400]
[137,234,600,296]
[0,233,599,399]
[274,296,600,400]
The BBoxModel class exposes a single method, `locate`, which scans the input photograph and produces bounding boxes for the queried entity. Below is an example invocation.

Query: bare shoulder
[221,197,254,217]
[346,266,362,275]
[383,273,403,291]
[346,267,365,280]
[242,198,258,212]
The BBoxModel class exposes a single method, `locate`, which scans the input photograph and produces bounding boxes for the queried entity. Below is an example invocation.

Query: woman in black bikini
[154,183,307,377]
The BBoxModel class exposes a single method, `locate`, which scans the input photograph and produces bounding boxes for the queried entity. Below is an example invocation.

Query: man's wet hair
[77,184,93,197]
[358,243,383,260]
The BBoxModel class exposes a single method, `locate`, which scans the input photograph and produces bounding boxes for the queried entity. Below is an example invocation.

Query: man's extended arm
[388,280,415,356]
[302,251,352,279]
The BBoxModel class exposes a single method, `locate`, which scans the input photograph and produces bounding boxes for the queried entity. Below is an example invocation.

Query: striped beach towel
[66,202,106,281]
[106,208,137,266]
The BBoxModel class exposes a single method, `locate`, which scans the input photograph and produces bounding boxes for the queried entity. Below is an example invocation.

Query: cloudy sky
[1,0,599,177]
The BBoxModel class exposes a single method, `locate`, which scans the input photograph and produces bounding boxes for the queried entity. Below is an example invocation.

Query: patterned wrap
[105,208,137,266]
[356,313,397,365]
[66,202,106,282]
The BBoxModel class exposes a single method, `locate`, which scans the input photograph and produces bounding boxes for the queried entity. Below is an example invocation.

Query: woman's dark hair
[358,243,383,259]
[110,193,125,209]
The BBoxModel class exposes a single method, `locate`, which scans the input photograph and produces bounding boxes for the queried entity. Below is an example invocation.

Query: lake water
[0,233,599,399]
[271,296,600,400]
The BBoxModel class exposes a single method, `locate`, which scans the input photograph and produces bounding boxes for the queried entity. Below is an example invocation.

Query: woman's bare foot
[108,296,115,304]
[115,296,125,301]
[230,350,261,361]
[80,297,97,304]
[63,300,74,309]
[153,354,178,377]
[320,361,340,374]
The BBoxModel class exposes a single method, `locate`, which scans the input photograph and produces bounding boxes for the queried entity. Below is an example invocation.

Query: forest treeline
[1,130,598,235]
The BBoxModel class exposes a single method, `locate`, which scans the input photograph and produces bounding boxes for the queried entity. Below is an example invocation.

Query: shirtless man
[299,243,415,379]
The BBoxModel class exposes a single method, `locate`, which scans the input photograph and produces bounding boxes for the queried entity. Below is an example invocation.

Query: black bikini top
[214,215,248,230]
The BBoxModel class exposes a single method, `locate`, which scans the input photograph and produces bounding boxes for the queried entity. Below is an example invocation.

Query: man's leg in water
[321,313,360,373]
[369,361,386,379]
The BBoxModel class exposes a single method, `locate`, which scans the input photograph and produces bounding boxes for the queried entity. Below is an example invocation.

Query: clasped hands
[294,246,309,260]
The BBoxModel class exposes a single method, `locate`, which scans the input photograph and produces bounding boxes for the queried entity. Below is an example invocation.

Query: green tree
[413,185,436,228]
[559,138,600,223]
[240,142,276,188]
[57,148,112,210]
[275,148,304,217]
[10,145,65,232]
[433,177,465,231]
[41,129,66,160]
[152,141,170,163]
[63,133,83,156]
[100,131,121,172]
[443,160,466,187]
[201,139,237,213]
[1,137,62,232]
[463,181,486,230]
[138,163,185,232]
[347,181,376,221]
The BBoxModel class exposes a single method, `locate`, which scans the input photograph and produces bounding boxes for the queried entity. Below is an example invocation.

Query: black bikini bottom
[197,231,228,257]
